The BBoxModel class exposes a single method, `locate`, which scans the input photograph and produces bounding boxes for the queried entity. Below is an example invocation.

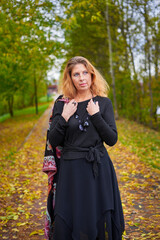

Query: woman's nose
[79,73,84,80]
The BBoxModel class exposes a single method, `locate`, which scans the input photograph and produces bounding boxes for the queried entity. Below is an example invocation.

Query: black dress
[48,95,125,240]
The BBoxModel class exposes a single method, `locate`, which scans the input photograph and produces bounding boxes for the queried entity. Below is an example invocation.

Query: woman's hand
[61,99,78,122]
[86,99,99,116]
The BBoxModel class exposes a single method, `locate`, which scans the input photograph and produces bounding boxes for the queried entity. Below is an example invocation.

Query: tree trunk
[128,38,142,122]
[154,39,159,81]
[153,33,159,126]
[147,42,154,128]
[144,3,153,128]
[120,0,129,71]
[34,68,38,115]
[8,94,14,117]
[105,0,118,119]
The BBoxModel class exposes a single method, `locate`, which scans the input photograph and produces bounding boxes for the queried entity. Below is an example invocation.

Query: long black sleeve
[90,98,118,146]
[48,101,68,149]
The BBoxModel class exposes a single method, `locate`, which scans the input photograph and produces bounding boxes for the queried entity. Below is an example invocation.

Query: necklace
[74,110,89,132]
[74,95,96,132]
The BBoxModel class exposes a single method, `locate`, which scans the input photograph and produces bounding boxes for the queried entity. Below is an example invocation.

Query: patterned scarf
[42,95,69,239]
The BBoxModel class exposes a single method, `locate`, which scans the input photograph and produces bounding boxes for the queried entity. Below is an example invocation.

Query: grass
[0,93,54,123]
[0,102,53,123]
[15,103,51,116]
[116,118,160,170]
[38,95,53,103]
[0,113,10,122]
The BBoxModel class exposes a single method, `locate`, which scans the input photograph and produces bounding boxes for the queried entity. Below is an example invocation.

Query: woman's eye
[74,73,79,77]
[83,71,88,75]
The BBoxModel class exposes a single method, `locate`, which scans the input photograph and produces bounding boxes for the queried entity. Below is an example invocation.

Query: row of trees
[56,0,160,129]
[0,0,159,130]
[0,0,60,116]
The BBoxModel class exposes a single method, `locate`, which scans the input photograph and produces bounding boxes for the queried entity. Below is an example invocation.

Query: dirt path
[0,106,52,239]
[108,142,160,239]
[0,106,159,239]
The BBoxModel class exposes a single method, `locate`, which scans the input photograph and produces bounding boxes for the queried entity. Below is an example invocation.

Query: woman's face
[71,64,92,93]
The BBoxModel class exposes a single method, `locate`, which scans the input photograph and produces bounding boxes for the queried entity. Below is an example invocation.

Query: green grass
[38,95,53,103]
[0,94,55,123]
[0,113,10,122]
[15,103,50,116]
[0,102,52,123]
[117,118,160,170]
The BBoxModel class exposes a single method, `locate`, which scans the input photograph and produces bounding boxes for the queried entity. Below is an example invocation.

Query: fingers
[86,99,99,116]
[87,99,98,107]
[64,99,78,114]
[87,99,92,107]
[64,99,77,108]
[69,99,78,106]
[62,99,78,121]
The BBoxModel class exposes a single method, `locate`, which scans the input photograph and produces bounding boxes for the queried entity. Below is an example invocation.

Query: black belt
[62,143,105,178]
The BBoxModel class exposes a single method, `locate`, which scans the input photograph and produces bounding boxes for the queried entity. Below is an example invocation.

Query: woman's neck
[75,90,93,102]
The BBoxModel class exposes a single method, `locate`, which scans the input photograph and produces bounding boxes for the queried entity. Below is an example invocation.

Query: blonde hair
[61,56,110,99]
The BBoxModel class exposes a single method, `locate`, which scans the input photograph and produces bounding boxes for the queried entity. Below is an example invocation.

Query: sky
[47,58,64,82]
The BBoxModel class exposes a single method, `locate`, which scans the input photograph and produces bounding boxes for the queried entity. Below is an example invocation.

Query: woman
[48,56,125,240]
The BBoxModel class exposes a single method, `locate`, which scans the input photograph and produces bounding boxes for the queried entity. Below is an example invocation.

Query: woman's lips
[80,83,87,86]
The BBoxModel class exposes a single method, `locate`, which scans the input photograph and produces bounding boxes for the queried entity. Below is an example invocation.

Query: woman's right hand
[61,99,78,122]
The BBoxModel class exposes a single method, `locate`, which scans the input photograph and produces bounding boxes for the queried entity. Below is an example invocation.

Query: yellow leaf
[12,228,19,232]
[29,229,44,236]
[17,222,28,226]
[13,215,19,220]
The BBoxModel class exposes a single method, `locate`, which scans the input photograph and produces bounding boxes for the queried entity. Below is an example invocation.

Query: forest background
[0,1,160,239]
[0,0,160,130]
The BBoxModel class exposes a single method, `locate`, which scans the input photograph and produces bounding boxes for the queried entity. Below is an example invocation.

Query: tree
[105,0,118,119]
[0,0,60,116]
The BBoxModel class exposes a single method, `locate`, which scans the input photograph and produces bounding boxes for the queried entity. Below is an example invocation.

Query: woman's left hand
[86,99,100,116]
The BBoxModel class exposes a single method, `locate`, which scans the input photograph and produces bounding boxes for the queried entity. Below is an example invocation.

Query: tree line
[0,0,159,130]
[56,0,160,130]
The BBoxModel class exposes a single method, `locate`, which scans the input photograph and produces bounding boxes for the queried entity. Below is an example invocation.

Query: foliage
[56,0,160,130]
[0,0,159,128]
[0,0,60,116]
